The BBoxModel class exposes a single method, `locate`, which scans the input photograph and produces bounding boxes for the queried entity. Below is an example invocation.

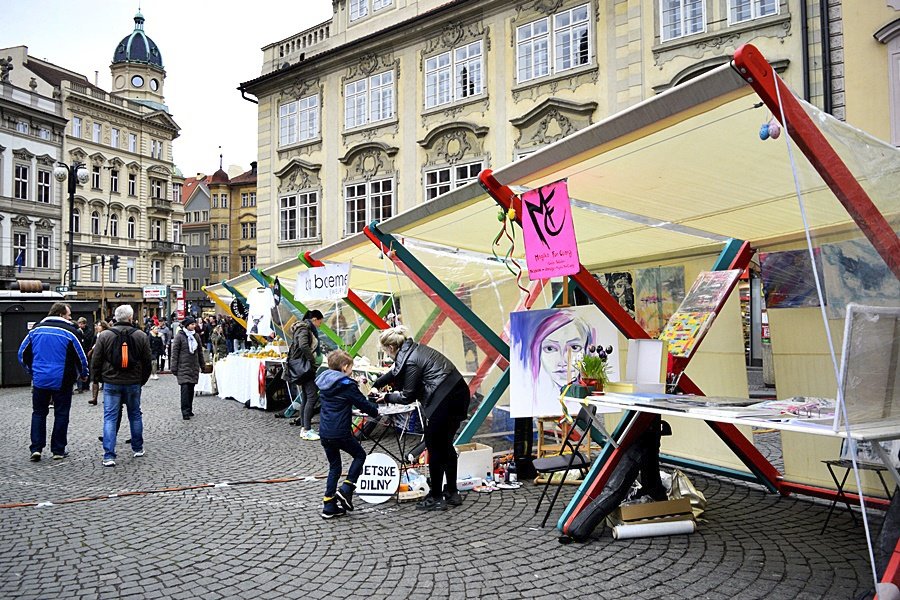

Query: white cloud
[0,0,333,175]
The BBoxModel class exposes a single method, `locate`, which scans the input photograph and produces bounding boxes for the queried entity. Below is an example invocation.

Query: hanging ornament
[767,119,782,139]
[758,123,770,141]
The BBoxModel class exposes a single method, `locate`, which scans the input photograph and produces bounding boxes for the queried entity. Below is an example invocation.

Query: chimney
[250,161,257,174]
[94,71,99,86]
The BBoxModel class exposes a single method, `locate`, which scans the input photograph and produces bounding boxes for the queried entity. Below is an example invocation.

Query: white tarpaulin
[295,263,351,301]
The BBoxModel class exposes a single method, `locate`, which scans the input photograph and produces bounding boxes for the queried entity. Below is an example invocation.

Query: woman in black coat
[373,326,471,511]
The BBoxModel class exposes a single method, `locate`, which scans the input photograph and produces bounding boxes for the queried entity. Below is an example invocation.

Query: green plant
[575,344,613,387]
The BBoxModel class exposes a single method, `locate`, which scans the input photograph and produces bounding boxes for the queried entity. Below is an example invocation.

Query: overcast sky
[0,0,334,177]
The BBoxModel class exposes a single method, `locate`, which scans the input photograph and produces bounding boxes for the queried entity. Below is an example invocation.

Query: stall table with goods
[214,347,287,410]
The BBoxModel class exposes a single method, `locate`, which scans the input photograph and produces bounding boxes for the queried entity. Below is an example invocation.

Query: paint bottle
[507,460,518,484]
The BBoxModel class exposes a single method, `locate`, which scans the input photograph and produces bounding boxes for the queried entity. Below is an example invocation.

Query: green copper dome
[112,11,163,69]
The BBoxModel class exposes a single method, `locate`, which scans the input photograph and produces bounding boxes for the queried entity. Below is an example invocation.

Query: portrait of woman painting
[509,306,620,418]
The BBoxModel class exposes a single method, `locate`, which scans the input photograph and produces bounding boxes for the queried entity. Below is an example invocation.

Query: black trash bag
[566,416,667,543]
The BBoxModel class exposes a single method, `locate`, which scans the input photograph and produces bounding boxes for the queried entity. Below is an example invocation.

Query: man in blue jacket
[18,302,89,461]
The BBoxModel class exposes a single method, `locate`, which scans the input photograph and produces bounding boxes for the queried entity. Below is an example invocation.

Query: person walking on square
[316,350,380,519]
[292,309,324,439]
[374,326,471,511]
[76,316,94,393]
[148,326,165,380]
[87,320,110,405]
[171,317,205,420]
[18,302,89,461]
[90,304,151,467]
[211,324,229,361]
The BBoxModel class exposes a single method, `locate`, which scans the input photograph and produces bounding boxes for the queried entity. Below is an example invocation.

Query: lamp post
[54,162,89,288]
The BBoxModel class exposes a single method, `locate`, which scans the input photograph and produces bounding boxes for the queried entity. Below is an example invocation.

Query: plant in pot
[576,345,613,393]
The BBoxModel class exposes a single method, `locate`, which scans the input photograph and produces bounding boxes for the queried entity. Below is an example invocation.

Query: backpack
[109,326,140,369]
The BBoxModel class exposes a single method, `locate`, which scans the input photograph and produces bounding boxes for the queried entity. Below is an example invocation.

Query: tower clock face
[150,79,159,91]
[131,75,144,87]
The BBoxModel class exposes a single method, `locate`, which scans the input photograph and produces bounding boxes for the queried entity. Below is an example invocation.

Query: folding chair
[532,404,598,527]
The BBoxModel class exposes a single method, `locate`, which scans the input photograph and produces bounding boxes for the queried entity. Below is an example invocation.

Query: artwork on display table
[509,306,620,418]
[596,272,635,319]
[633,266,685,338]
[659,269,740,358]
[821,238,900,319]
[759,249,824,308]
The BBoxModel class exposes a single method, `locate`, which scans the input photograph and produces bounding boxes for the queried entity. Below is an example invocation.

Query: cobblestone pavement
[0,378,884,599]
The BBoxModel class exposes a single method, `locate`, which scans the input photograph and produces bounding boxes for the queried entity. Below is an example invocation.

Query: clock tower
[109,11,168,112]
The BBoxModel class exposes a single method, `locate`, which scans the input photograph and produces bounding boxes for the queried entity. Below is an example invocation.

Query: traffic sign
[55,286,69,293]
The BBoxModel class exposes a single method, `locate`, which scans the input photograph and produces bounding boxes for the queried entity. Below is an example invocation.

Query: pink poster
[521,180,580,279]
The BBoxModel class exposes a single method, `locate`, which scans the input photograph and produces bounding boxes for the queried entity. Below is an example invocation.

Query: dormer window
[349,0,392,22]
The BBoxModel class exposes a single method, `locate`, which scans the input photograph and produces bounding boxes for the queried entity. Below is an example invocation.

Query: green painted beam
[251,269,342,348]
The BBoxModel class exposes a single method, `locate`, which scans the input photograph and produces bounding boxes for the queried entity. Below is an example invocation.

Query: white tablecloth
[214,355,268,409]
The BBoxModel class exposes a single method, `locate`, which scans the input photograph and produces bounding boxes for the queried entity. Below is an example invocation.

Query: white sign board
[358,453,400,504]
[295,263,350,301]
[142,285,167,299]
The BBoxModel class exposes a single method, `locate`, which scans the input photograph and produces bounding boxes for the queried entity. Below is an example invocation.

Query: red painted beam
[734,44,900,281]
[877,540,900,598]
[778,481,892,511]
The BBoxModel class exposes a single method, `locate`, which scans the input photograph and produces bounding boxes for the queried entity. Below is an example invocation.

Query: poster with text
[295,262,351,301]
[521,180,580,280]
[509,306,619,418]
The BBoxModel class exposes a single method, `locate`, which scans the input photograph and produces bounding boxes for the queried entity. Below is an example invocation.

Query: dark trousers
[301,379,319,430]
[321,435,367,498]
[424,414,463,498]
[30,387,73,455]
[180,383,195,417]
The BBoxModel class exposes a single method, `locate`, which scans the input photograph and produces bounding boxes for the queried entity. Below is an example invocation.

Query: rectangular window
[660,0,706,42]
[37,170,51,203]
[91,259,101,283]
[204,255,210,269]
[16,121,29,134]
[241,193,248,207]
[345,71,394,129]
[517,5,591,84]
[93,123,102,143]
[129,133,137,153]
[425,160,482,201]
[241,222,249,239]
[727,0,778,25]
[279,101,298,146]
[151,178,164,199]
[212,194,218,208]
[201,210,209,221]
[151,260,162,284]
[221,256,228,274]
[110,169,119,193]
[221,194,228,208]
[516,18,550,83]
[92,166,101,189]
[344,179,392,236]
[73,255,80,282]
[249,192,256,206]
[220,224,228,238]
[128,173,136,196]
[249,222,256,238]
[299,95,319,141]
[373,0,391,9]
[202,232,209,245]
[14,164,29,200]
[193,255,201,269]
[36,235,50,268]
[426,41,484,109]
[127,217,136,238]
[173,221,182,243]
[73,116,82,138]
[241,255,249,272]
[127,258,135,283]
[349,0,368,21]
[111,127,120,148]
[279,192,318,241]
[554,5,590,72]
[109,262,118,283]
[39,127,51,140]
[173,183,182,204]
[249,255,256,270]
[13,233,27,268]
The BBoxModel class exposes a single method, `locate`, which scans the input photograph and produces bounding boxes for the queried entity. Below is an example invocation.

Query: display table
[214,355,284,410]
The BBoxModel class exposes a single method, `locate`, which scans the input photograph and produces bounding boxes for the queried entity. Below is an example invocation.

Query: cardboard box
[617,498,693,523]
[455,442,493,480]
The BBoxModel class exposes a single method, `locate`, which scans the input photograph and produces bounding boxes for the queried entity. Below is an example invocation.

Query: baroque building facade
[1,11,185,320]
[0,59,67,290]
[181,175,212,315]
[240,0,899,268]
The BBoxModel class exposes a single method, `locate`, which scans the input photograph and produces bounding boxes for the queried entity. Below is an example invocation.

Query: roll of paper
[612,520,695,540]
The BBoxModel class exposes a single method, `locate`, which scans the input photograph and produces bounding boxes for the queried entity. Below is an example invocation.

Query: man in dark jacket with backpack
[90,304,152,467]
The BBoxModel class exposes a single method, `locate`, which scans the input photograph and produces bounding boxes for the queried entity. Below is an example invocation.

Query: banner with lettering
[521,179,580,279]
[295,262,351,301]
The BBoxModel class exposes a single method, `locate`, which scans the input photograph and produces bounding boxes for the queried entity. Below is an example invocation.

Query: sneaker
[133,450,145,458]
[102,459,116,467]
[30,452,41,462]
[416,496,448,511]
[321,499,347,519]
[301,429,320,441]
[336,482,356,512]
[151,375,159,380]
[444,491,463,507]
[52,452,70,460]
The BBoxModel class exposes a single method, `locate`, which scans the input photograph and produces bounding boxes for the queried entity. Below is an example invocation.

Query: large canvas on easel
[509,306,620,418]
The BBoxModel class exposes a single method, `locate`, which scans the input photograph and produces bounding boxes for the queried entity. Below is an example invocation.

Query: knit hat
[182,317,196,327]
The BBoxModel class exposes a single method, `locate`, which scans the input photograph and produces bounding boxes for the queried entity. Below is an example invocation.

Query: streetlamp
[54,162,89,287]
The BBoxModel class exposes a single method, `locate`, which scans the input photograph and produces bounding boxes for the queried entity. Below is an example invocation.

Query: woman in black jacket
[373,326,471,511]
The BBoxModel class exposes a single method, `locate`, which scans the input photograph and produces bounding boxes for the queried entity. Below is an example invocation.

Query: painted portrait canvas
[759,249,824,309]
[509,306,620,418]
[596,272,636,319]
[822,238,900,319]
[633,266,685,338]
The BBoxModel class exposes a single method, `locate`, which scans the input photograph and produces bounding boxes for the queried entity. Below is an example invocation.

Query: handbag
[287,356,314,384]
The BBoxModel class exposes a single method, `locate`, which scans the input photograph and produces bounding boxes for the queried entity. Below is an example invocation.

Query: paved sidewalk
[0,378,884,599]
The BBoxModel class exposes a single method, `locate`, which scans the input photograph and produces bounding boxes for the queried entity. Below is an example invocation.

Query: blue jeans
[30,387,73,455]
[321,436,367,498]
[103,383,144,460]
